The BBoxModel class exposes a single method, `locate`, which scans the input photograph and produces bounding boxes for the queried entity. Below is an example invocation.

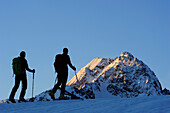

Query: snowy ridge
[67,57,114,89]
[68,52,162,98]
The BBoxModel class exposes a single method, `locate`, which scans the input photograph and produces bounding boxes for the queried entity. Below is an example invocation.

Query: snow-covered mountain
[67,52,162,98]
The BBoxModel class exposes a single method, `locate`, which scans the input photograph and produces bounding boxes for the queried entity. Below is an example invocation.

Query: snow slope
[0,95,170,113]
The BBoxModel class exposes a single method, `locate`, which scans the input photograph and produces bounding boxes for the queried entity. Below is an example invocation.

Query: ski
[58,87,84,100]
[49,87,83,101]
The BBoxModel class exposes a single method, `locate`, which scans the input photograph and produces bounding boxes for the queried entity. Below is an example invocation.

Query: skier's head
[20,51,26,58]
[63,48,68,55]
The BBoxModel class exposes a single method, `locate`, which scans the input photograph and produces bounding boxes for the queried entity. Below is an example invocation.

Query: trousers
[52,72,68,95]
[9,75,27,99]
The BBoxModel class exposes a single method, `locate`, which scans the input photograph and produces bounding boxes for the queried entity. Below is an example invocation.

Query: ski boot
[59,94,69,100]
[19,98,28,103]
[9,98,16,103]
[49,91,55,100]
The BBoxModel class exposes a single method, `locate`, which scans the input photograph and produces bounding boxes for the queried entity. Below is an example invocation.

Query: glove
[73,66,76,71]
[32,69,35,73]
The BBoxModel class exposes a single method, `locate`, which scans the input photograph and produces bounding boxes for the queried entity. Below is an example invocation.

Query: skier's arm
[25,60,35,73]
[68,56,76,71]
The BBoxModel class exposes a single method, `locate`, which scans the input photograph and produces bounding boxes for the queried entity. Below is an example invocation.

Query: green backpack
[12,57,25,75]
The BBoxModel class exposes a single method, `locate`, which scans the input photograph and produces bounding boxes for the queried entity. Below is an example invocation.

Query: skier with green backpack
[9,51,35,103]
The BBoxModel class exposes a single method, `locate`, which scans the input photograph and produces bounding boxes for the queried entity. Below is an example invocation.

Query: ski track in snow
[0,95,170,113]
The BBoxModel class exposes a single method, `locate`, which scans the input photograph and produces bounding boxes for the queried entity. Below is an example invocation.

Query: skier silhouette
[49,48,76,100]
[9,51,35,103]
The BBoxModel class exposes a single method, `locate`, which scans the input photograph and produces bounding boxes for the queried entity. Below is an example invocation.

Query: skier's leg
[60,72,68,96]
[52,73,62,93]
[19,75,27,101]
[50,73,62,100]
[9,75,20,100]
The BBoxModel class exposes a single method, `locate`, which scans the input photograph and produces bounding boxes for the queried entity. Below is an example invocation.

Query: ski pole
[75,71,79,83]
[32,73,34,98]
[54,73,57,86]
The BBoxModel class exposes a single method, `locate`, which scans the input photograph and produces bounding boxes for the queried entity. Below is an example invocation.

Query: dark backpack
[54,54,63,73]
[12,57,25,75]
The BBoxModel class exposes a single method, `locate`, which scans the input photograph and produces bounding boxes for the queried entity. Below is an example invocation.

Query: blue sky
[0,0,170,100]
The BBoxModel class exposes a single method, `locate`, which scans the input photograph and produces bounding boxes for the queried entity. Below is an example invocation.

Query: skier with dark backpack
[9,51,35,103]
[49,48,76,100]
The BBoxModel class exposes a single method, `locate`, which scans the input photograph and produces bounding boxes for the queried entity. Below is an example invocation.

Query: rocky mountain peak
[68,52,162,98]
[120,51,134,59]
